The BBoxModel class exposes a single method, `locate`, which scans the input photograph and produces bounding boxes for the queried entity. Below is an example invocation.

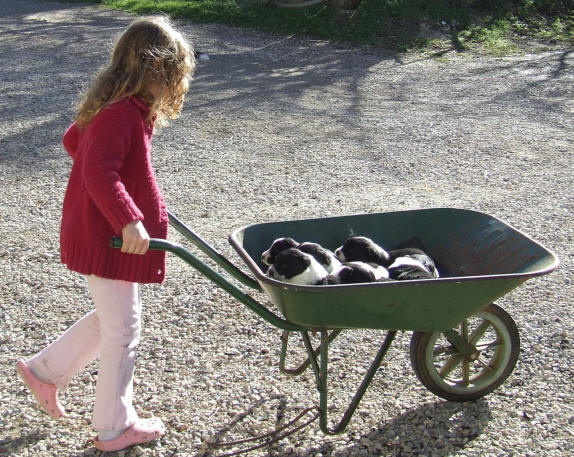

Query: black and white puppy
[298,242,342,274]
[347,261,390,281]
[335,236,391,266]
[261,237,299,267]
[267,248,329,285]
[327,261,389,284]
[387,248,439,280]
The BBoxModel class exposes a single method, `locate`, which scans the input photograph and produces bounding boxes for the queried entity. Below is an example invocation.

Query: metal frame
[279,329,397,434]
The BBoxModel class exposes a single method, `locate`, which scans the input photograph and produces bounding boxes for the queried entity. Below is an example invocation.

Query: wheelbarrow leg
[309,330,398,435]
[279,330,342,376]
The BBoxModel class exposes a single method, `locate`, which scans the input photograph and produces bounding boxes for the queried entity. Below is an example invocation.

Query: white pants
[27,275,142,431]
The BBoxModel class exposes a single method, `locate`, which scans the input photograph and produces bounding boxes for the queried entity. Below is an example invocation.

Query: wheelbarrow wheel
[409,303,520,402]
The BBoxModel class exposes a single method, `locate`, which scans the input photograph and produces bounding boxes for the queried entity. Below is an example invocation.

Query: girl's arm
[81,103,146,237]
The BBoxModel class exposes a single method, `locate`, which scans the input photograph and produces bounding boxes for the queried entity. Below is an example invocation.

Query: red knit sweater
[60,97,168,284]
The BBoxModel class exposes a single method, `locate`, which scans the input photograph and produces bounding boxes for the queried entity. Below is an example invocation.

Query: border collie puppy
[388,248,439,277]
[261,237,299,267]
[267,248,329,285]
[298,242,342,274]
[327,261,389,284]
[387,249,439,280]
[335,236,391,266]
[347,261,390,281]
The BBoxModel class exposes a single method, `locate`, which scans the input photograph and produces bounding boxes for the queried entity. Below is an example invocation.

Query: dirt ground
[0,1,573,456]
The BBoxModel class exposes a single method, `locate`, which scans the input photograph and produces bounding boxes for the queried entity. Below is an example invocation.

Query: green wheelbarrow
[112,208,559,435]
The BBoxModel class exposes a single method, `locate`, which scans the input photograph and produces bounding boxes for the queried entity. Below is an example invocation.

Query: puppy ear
[339,266,354,282]
[326,266,350,284]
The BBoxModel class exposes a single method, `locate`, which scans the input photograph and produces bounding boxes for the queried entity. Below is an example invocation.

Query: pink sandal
[93,417,166,452]
[15,360,66,419]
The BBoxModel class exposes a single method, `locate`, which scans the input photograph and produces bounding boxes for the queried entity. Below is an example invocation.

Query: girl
[16,16,195,452]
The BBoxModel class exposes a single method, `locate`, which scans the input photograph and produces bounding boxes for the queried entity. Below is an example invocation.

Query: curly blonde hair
[76,16,195,127]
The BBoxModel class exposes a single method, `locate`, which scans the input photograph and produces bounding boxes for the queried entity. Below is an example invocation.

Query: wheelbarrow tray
[229,208,559,332]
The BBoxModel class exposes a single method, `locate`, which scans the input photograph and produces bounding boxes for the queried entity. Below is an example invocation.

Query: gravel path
[1,1,572,456]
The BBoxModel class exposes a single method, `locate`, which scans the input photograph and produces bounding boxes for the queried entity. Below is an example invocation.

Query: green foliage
[62,0,573,53]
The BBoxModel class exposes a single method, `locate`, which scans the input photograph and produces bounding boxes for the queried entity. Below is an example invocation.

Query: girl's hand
[121,221,150,255]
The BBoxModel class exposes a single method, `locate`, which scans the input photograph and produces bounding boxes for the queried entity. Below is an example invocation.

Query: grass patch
[460,18,522,56]
[62,0,573,54]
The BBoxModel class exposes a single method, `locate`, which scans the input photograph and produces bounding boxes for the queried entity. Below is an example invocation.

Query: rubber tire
[410,303,520,402]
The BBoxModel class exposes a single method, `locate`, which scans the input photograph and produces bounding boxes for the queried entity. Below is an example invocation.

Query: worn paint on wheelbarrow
[229,208,559,332]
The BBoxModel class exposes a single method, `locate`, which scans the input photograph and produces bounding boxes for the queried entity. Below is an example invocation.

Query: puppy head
[298,242,342,273]
[388,256,434,280]
[267,248,328,285]
[408,254,439,278]
[261,237,299,266]
[335,236,391,265]
[389,253,439,279]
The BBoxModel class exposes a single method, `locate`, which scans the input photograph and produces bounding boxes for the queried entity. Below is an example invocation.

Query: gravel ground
[1,1,573,456]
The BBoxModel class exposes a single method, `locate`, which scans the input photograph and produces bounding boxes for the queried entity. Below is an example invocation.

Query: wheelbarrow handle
[110,237,169,251]
[111,237,209,257]
[110,236,305,332]
[167,211,260,291]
